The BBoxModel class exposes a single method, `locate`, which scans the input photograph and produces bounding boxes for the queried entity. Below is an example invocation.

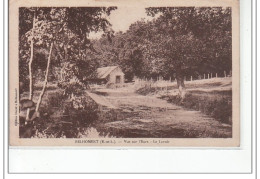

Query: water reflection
[79,127,111,138]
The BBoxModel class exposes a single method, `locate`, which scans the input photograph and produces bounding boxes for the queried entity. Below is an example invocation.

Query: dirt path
[95,87,232,138]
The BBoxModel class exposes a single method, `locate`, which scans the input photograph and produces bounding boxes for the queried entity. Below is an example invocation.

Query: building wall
[108,67,125,84]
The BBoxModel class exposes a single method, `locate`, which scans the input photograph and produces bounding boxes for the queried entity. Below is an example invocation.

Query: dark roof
[96,66,119,79]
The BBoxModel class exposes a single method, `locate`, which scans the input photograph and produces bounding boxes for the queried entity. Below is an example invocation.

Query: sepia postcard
[9,0,240,146]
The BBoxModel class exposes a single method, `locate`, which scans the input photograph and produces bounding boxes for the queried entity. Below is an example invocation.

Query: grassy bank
[160,90,232,124]
[136,78,232,124]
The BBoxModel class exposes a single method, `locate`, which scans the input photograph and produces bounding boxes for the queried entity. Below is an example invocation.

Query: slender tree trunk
[35,42,54,112]
[176,69,186,99]
[28,39,34,100]
[26,11,36,121]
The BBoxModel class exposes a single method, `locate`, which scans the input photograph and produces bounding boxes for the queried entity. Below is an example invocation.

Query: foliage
[93,7,231,83]
[19,7,117,94]
[19,7,117,129]
[93,21,153,81]
[145,7,232,76]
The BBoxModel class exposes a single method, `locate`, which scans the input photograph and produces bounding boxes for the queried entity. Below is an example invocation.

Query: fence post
[224,71,226,78]
[191,76,192,81]
[211,73,212,78]
[216,73,218,78]
[204,74,205,79]
[208,73,209,79]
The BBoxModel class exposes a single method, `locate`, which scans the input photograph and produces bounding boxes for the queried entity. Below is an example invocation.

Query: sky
[89,6,155,39]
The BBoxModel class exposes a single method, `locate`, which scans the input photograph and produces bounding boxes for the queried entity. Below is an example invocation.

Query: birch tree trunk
[26,11,36,121]
[35,24,65,113]
[35,42,54,112]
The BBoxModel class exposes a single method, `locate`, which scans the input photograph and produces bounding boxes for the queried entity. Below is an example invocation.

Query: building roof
[96,66,120,79]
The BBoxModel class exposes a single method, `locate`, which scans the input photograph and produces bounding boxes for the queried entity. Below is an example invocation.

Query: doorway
[116,76,121,83]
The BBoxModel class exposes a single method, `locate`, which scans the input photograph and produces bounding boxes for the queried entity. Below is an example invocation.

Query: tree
[57,7,117,87]
[19,7,117,120]
[145,7,232,98]
[19,7,53,120]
